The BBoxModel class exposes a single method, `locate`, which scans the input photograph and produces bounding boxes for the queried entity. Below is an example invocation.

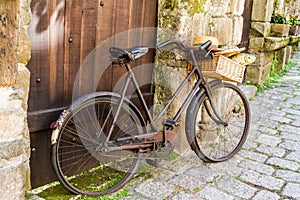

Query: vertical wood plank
[64,0,83,103]
[28,0,51,111]
[96,0,116,44]
[48,0,65,108]
[111,0,130,90]
[77,0,98,95]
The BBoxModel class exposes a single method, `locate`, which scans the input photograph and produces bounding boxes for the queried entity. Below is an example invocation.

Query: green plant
[271,12,288,24]
[288,14,299,26]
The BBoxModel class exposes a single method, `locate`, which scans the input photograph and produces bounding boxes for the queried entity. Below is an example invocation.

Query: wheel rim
[195,84,249,161]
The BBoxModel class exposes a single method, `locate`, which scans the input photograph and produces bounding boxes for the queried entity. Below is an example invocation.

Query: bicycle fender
[51,128,60,145]
[51,109,70,145]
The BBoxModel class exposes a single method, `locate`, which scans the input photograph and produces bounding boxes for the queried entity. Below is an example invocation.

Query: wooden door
[28,0,158,188]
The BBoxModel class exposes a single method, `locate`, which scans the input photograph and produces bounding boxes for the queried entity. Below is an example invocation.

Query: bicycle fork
[202,82,228,126]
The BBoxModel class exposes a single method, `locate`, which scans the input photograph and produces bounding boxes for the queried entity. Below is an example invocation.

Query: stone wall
[155,0,246,152]
[157,0,245,46]
[245,0,300,84]
[0,0,31,199]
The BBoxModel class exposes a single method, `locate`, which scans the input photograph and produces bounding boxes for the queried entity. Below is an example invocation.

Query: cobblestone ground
[119,50,300,200]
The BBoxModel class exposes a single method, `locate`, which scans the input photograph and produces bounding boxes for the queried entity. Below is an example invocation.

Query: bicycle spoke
[52,96,144,196]
[188,82,250,162]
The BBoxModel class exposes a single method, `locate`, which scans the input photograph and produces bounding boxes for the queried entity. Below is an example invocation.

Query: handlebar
[157,40,187,51]
[157,40,212,52]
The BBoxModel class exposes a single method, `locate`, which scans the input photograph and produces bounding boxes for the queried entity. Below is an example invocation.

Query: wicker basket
[200,55,246,83]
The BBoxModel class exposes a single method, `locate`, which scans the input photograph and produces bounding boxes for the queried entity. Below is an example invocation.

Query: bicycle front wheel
[186,82,250,162]
[51,94,145,196]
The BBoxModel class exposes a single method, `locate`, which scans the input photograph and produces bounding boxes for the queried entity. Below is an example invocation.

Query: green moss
[35,183,130,200]
[35,164,134,199]
[159,0,207,30]
[37,183,74,200]
[163,0,206,15]
[166,152,180,161]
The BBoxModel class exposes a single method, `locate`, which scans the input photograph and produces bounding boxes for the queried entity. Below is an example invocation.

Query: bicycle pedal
[163,120,179,128]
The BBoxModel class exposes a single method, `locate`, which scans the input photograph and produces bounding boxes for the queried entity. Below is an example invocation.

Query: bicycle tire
[186,82,250,162]
[51,94,145,196]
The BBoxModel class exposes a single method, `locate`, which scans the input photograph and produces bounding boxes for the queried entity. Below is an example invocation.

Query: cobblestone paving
[120,51,300,200]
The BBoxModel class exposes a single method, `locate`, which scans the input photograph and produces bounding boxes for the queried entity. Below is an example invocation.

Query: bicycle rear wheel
[186,82,250,162]
[51,94,145,196]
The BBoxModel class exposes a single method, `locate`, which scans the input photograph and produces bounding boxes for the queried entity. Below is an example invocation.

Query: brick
[216,176,257,199]
[135,179,173,199]
[275,169,300,183]
[251,0,274,22]
[279,140,300,151]
[197,186,234,200]
[266,157,300,171]
[239,159,274,175]
[282,183,300,198]
[252,190,280,200]
[277,124,300,133]
[255,134,281,146]
[255,144,286,157]
[269,115,292,124]
[280,132,300,142]
[285,151,300,163]
[240,150,268,162]
[240,170,285,190]
[167,173,205,190]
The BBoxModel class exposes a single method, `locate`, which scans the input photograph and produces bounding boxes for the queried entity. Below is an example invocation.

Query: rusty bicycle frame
[102,40,227,153]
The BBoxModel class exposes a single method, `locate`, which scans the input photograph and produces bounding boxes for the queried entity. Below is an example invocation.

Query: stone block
[232,16,243,45]
[274,0,285,13]
[270,24,290,37]
[282,183,300,199]
[250,22,271,37]
[289,36,300,45]
[210,17,233,45]
[264,37,290,51]
[285,46,292,64]
[278,47,287,72]
[251,0,274,22]
[245,62,271,84]
[289,26,299,36]
[0,138,25,160]
[16,64,30,110]
[0,161,28,200]
[240,170,285,191]
[229,0,245,16]
[261,62,272,83]
[178,13,209,39]
[0,86,27,142]
[249,37,265,52]
[209,0,230,17]
[253,52,274,67]
[0,109,25,141]
[245,65,262,84]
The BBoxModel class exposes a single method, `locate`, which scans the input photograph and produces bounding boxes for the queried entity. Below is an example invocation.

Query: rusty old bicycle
[50,40,250,196]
